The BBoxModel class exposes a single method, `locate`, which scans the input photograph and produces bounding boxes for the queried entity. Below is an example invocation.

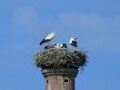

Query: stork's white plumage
[54,44,60,48]
[69,37,77,47]
[40,32,55,45]
[54,43,67,48]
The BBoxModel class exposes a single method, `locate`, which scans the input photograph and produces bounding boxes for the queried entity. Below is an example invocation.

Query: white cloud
[12,8,120,52]
[13,6,40,32]
[56,11,120,31]
[53,11,120,52]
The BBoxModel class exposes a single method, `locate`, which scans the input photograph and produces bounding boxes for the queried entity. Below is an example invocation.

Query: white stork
[60,43,67,48]
[69,37,77,47]
[54,44,60,48]
[40,32,55,45]
[54,43,67,48]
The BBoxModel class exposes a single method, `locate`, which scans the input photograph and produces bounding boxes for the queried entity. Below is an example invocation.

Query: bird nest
[34,48,87,70]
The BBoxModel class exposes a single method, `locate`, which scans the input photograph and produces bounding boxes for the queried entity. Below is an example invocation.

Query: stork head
[70,37,77,41]
[74,37,78,40]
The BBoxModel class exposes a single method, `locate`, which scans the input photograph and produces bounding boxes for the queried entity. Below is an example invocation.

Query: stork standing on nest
[69,37,78,48]
[40,32,55,45]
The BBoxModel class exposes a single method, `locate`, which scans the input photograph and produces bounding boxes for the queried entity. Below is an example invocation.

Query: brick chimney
[35,48,87,90]
[42,68,78,90]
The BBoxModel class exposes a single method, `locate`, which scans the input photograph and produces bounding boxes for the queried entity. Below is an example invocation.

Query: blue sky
[0,0,120,90]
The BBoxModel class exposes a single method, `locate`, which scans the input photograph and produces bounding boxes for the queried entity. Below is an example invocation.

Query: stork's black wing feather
[40,39,50,45]
[71,41,77,47]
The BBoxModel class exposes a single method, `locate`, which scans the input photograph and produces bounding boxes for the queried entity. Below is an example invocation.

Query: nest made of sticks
[34,48,87,69]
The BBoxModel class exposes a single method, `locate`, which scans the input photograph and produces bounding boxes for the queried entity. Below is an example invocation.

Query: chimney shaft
[42,68,78,90]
